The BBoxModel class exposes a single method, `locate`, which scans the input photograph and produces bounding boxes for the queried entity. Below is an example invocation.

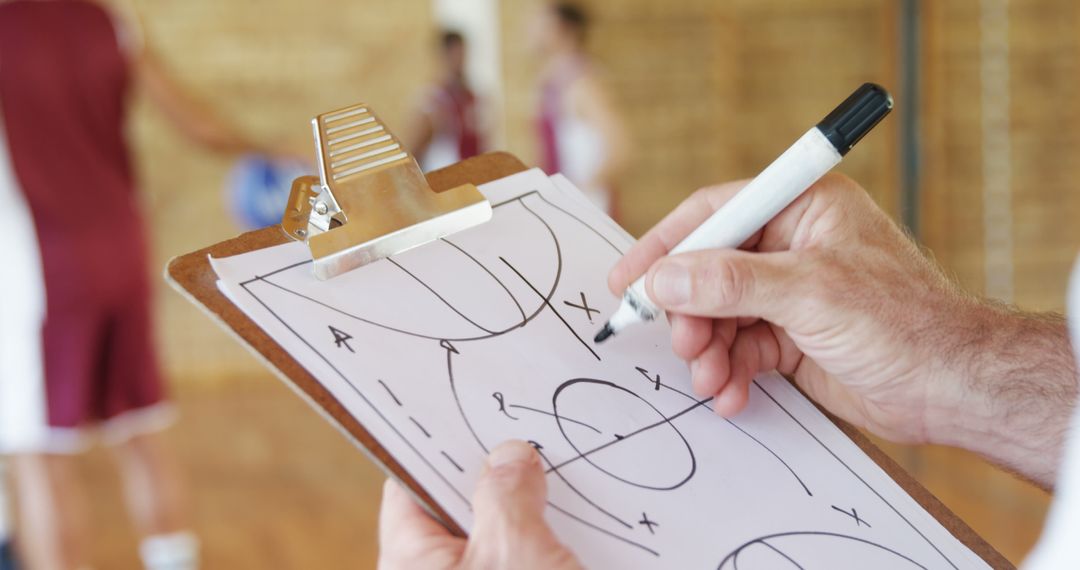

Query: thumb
[645,249,806,323]
[464,440,558,567]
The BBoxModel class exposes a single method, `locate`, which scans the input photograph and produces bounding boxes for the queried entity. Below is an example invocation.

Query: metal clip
[281,103,492,279]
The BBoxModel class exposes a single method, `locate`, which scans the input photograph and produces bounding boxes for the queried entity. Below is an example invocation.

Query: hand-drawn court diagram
[212,169,990,569]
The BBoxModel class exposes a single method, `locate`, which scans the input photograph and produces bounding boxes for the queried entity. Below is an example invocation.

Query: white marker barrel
[625,127,842,320]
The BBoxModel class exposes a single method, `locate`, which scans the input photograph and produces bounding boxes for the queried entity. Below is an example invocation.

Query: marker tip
[593,323,614,344]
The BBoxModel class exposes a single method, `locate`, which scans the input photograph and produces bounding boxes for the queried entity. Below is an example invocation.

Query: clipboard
[166,150,1012,569]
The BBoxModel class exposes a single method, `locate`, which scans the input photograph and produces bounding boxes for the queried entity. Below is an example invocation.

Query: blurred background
[11,0,1077,567]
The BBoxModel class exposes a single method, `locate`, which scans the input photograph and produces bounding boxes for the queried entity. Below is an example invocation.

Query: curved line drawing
[752,381,956,568]
[446,343,487,454]
[533,444,634,529]
[508,404,602,434]
[441,237,527,322]
[757,541,803,569]
[258,195,563,343]
[544,397,706,473]
[717,531,927,570]
[636,368,812,497]
[446,344,658,556]
[387,257,500,335]
[533,192,625,256]
[724,420,812,497]
[552,378,697,491]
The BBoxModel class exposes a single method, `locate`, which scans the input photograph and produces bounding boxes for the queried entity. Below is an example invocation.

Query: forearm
[139,52,257,155]
[178,115,253,155]
[928,301,1077,489]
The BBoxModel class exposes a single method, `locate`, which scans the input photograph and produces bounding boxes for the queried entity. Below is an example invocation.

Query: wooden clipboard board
[165,151,1012,569]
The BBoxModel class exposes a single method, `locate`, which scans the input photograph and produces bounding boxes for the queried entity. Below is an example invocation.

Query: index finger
[608,179,750,295]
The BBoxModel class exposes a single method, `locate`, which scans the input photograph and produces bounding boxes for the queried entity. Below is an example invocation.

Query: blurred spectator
[403,30,487,172]
[530,1,628,217]
[0,1,266,568]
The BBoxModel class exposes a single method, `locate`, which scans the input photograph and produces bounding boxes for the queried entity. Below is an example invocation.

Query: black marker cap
[815,83,893,156]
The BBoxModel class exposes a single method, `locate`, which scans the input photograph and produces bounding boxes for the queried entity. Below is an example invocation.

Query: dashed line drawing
[441,450,464,473]
[410,417,431,438]
[377,379,402,406]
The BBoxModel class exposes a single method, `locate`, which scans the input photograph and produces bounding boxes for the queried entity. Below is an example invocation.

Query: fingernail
[652,262,691,306]
[690,360,699,377]
[487,440,536,468]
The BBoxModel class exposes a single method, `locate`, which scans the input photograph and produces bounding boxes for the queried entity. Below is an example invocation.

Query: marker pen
[595,83,893,343]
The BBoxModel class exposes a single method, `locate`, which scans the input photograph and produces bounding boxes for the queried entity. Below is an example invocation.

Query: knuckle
[687,186,715,211]
[485,462,531,490]
[816,172,870,210]
[709,256,747,309]
[822,173,880,219]
[821,171,857,190]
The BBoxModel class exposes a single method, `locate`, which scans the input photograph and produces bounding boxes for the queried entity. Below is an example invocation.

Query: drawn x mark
[638,512,659,534]
[563,292,600,323]
[831,505,871,528]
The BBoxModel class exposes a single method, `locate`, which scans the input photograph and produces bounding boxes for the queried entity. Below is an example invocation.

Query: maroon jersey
[418,79,483,171]
[536,56,588,176]
[0,0,166,449]
[0,0,144,271]
[439,81,481,161]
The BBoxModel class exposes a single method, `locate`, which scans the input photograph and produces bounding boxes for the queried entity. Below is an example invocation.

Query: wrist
[924,301,1077,488]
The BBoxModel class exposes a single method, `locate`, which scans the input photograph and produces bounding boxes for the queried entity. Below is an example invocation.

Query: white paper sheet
[210,168,989,569]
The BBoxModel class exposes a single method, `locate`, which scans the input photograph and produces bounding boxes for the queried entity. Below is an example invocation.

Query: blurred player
[0,1,264,568]
[530,1,628,217]
[404,30,487,172]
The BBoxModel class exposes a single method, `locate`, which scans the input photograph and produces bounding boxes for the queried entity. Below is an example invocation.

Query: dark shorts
[42,279,168,427]
[0,218,173,454]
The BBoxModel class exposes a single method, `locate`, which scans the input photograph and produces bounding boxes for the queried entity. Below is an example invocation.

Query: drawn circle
[552,378,696,490]
[716,532,928,569]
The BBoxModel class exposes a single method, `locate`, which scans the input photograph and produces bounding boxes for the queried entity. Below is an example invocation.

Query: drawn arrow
[440,339,459,354]
[329,325,355,353]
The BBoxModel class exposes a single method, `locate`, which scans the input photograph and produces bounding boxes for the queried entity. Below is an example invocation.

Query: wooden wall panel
[921,0,1080,309]
[914,0,1079,563]
[1006,0,1080,310]
[728,0,901,216]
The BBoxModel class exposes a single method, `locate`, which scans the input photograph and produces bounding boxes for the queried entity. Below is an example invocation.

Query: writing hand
[608,174,1075,489]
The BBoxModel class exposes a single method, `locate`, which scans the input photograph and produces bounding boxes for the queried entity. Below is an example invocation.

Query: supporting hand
[378,440,582,570]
